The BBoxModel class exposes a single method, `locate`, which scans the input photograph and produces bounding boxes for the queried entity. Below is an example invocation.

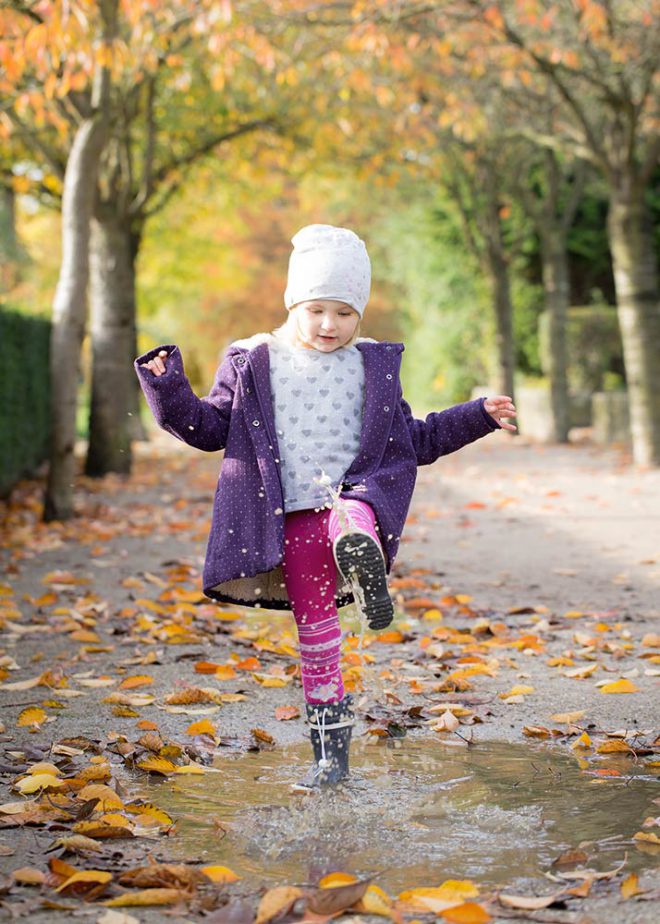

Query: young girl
[135,224,516,790]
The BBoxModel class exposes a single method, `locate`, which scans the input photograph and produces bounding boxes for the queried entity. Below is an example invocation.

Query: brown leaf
[118,863,205,889]
[306,877,371,914]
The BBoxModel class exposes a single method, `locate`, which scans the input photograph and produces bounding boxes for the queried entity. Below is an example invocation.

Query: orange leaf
[185,719,216,736]
[119,675,153,689]
[599,679,640,694]
[440,902,491,923]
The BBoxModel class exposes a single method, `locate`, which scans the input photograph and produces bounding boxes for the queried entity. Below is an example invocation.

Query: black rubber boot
[294,695,355,791]
[333,530,394,630]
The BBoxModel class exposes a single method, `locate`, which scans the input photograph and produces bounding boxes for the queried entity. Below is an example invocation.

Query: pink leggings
[281,499,381,704]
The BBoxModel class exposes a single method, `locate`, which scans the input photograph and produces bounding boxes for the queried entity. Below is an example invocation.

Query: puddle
[133,738,658,893]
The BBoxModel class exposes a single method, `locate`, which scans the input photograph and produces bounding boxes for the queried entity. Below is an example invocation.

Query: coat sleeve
[400,388,501,466]
[134,343,238,452]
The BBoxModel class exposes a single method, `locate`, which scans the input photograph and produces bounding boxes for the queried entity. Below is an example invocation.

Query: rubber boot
[333,530,394,630]
[294,694,355,790]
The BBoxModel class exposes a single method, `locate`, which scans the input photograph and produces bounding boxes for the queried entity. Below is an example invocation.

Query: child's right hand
[140,349,168,377]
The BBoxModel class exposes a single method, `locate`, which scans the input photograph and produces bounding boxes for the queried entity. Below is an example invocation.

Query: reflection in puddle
[134,738,658,893]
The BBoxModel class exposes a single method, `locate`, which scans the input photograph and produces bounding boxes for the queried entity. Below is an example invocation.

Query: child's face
[294,300,360,351]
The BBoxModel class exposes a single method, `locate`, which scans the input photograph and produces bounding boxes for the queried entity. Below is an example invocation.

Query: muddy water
[133,738,658,893]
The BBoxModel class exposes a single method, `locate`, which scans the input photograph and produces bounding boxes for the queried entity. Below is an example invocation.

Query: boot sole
[333,532,394,630]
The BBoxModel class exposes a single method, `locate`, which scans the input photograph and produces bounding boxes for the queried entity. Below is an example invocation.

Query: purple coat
[134,336,500,610]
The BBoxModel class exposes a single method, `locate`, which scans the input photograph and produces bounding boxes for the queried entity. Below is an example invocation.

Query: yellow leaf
[596,740,633,754]
[105,888,187,906]
[400,881,480,912]
[254,886,304,924]
[353,884,394,917]
[600,679,640,694]
[137,757,176,775]
[571,732,592,749]
[173,763,207,774]
[499,685,534,699]
[124,802,173,825]
[440,902,491,923]
[15,773,64,794]
[17,707,47,727]
[319,872,358,887]
[77,784,123,809]
[550,710,586,723]
[214,665,237,680]
[633,831,660,844]
[27,761,61,776]
[201,865,241,883]
[55,869,113,893]
[621,872,641,898]
[185,719,216,736]
[252,673,291,687]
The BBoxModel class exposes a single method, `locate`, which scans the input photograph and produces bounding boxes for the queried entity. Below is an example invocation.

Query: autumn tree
[463,0,660,464]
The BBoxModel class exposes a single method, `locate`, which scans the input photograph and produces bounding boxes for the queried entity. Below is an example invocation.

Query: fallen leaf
[275,706,300,721]
[307,877,371,914]
[17,706,48,727]
[621,872,641,898]
[254,886,304,924]
[599,679,640,694]
[55,869,113,894]
[185,719,216,736]
[399,881,479,912]
[12,866,47,886]
[440,902,491,923]
[105,887,188,906]
[550,710,586,723]
[498,892,562,910]
[119,675,153,690]
[201,865,241,883]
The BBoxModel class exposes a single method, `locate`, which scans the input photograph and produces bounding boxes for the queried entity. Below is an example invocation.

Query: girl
[135,224,516,789]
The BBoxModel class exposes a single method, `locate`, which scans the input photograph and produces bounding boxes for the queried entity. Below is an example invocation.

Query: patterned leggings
[281,498,381,704]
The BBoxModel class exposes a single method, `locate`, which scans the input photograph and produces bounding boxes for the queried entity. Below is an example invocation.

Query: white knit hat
[284,224,371,317]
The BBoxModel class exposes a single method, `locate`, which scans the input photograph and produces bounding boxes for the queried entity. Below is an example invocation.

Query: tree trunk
[486,249,516,401]
[85,209,139,475]
[43,0,117,520]
[607,179,660,466]
[127,225,148,441]
[540,228,570,442]
[43,120,108,520]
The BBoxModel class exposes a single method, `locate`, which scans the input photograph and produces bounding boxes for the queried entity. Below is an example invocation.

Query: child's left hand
[484,395,517,431]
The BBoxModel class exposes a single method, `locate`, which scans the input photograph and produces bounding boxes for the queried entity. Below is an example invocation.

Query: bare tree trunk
[481,173,515,402]
[540,228,570,442]
[85,209,138,475]
[43,0,117,521]
[486,250,516,400]
[607,180,660,466]
[43,121,109,519]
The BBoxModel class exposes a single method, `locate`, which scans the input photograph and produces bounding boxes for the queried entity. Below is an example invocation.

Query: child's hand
[140,349,168,377]
[484,395,517,431]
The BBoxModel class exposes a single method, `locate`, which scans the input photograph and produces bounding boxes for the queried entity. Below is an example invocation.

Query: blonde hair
[272,305,362,348]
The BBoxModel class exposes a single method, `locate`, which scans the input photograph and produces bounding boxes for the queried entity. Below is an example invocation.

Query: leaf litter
[0,454,658,919]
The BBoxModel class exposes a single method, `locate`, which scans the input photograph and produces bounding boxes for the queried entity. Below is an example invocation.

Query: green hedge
[0,307,51,497]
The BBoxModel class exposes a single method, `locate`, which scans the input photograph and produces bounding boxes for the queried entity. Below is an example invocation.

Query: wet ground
[146,738,657,894]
